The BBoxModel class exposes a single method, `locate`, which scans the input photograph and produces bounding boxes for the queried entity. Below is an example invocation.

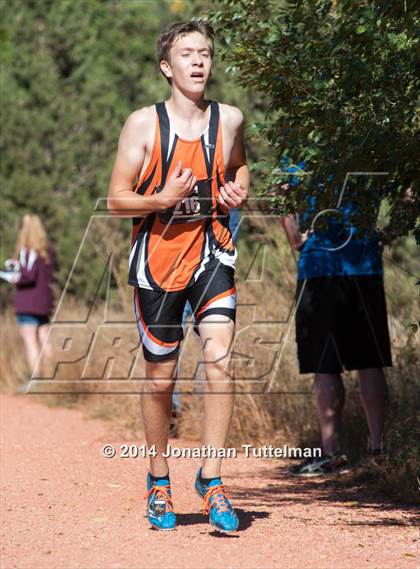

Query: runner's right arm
[107,109,196,217]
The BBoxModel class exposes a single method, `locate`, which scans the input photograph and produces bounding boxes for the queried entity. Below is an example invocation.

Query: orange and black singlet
[128,101,237,293]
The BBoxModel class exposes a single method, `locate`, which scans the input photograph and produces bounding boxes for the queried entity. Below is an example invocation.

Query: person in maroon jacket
[2,214,55,385]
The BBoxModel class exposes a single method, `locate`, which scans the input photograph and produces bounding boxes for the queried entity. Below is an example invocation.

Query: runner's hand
[218,181,247,209]
[160,161,197,209]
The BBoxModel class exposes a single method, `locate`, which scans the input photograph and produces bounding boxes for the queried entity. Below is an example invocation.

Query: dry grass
[1,231,418,503]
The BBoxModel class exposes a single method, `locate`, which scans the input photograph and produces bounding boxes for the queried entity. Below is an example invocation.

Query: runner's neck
[165,93,211,140]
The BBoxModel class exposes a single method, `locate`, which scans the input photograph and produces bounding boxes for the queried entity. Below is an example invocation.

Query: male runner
[280,169,392,476]
[107,20,249,532]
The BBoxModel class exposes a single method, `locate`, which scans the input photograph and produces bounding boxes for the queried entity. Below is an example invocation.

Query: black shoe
[363,449,386,469]
[288,452,350,477]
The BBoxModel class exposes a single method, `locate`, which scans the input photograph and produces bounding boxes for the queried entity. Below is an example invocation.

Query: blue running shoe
[195,468,239,533]
[144,473,176,531]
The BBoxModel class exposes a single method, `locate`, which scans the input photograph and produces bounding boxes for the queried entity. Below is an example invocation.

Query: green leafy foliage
[211,0,419,241]
[1,0,177,300]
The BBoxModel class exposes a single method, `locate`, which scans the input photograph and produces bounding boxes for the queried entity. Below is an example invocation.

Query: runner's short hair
[157,20,215,82]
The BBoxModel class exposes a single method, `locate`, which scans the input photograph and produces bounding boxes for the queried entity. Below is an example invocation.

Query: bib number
[158,178,213,225]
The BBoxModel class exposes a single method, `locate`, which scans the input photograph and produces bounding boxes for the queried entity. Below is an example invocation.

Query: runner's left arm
[219,109,249,209]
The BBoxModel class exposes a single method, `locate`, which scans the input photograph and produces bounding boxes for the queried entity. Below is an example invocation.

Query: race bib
[157,178,213,225]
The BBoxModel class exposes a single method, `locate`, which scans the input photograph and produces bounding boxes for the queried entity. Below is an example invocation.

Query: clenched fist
[159,161,197,209]
[218,181,247,209]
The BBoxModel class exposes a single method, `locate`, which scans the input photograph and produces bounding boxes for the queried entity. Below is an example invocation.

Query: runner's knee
[203,345,232,382]
[145,359,177,393]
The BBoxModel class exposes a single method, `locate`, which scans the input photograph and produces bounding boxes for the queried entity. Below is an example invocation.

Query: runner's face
[163,32,212,93]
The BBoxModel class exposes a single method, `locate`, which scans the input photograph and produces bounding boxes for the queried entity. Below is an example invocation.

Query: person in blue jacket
[280,159,392,476]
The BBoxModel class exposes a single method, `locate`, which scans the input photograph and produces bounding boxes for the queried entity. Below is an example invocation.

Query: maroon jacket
[14,245,54,316]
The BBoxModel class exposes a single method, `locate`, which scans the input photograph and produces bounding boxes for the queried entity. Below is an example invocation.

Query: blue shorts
[16,314,50,326]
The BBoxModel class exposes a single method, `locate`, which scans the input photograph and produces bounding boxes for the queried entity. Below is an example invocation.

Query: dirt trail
[1,393,418,569]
